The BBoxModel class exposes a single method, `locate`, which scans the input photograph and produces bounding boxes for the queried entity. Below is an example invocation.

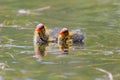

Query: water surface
[0,0,120,80]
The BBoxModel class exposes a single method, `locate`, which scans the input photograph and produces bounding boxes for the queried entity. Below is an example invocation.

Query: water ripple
[102,51,113,55]
[4,68,15,71]
[0,76,3,80]
[0,44,33,49]
[20,50,34,54]
[41,62,57,65]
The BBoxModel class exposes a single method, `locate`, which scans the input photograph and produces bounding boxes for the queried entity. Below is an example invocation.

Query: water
[0,0,120,80]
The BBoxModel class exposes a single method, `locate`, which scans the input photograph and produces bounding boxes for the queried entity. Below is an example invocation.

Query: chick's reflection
[34,43,48,61]
[59,43,69,54]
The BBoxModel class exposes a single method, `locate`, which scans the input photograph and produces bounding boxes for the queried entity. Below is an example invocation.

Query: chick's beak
[60,31,64,35]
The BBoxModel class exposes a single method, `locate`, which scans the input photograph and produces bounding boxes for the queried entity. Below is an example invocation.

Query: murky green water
[0,0,120,80]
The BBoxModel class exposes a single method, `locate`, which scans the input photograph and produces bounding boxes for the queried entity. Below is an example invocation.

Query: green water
[0,0,120,80]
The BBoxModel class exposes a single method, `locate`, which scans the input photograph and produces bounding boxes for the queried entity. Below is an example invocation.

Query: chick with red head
[34,23,49,44]
[58,28,70,44]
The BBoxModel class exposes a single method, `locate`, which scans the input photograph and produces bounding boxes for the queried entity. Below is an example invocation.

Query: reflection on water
[33,40,85,61]
[59,41,85,54]
[72,42,85,50]
[33,43,48,62]
[59,42,69,54]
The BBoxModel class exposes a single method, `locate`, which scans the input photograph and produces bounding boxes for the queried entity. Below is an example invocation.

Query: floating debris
[6,53,16,60]
[0,63,8,70]
[33,6,50,12]
[17,9,30,15]
[17,6,51,16]
[0,23,4,27]
[95,67,113,80]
